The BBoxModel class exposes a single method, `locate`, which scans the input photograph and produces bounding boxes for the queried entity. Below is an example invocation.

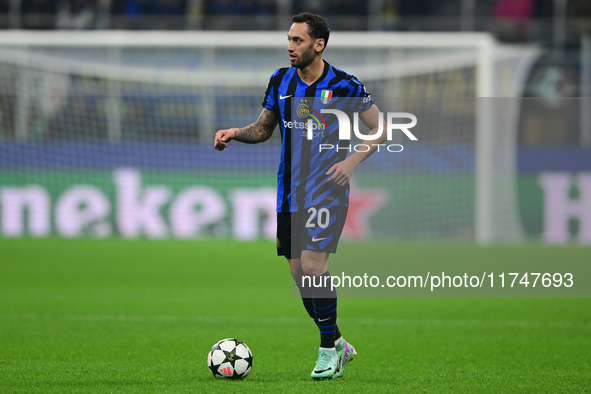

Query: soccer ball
[207,338,253,380]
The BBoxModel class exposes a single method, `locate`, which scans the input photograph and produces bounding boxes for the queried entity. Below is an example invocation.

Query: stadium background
[1,1,590,392]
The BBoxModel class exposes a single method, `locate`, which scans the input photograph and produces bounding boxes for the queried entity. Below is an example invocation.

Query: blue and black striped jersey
[262,60,374,213]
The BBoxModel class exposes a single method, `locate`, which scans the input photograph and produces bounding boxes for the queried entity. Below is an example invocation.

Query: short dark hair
[291,12,330,51]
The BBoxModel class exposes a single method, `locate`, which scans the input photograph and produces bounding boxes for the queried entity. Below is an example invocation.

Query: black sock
[296,275,316,321]
[299,285,342,343]
[301,297,316,320]
[313,271,338,348]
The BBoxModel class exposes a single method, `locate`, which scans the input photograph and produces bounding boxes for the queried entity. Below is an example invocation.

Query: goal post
[0,31,539,243]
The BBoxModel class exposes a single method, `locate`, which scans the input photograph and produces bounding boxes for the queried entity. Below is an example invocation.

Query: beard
[290,44,316,69]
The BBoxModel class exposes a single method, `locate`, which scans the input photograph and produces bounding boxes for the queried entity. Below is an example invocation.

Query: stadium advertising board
[0,143,589,244]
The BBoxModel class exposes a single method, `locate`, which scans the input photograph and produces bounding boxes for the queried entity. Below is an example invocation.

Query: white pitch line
[6,313,589,330]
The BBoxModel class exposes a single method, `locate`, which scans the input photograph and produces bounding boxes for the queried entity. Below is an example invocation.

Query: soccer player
[214,12,387,380]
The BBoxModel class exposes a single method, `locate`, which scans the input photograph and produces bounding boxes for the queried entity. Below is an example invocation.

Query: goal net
[0,31,540,242]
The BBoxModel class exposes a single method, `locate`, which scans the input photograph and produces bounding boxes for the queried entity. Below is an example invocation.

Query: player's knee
[300,251,328,273]
[300,259,327,277]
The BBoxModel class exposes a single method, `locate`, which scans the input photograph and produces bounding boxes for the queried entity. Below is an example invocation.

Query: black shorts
[276,206,348,259]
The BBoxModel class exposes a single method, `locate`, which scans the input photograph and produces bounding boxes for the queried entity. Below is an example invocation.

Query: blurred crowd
[0,0,590,42]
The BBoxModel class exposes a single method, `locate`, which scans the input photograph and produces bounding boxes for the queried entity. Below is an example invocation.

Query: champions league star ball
[207,338,253,380]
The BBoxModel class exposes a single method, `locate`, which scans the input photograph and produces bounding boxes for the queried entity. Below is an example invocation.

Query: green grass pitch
[1,238,590,392]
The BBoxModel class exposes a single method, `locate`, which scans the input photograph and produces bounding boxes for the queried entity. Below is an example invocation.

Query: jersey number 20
[305,207,330,229]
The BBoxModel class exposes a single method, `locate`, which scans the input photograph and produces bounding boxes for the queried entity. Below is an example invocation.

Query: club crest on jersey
[320,90,333,104]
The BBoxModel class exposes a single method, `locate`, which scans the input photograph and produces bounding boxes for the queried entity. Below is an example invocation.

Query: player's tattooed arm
[214,109,278,151]
[235,108,278,143]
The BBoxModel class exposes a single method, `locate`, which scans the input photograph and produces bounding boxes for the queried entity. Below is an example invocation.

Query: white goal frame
[0,31,532,244]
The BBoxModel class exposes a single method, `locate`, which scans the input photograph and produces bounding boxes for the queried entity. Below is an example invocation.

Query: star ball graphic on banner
[343,182,388,240]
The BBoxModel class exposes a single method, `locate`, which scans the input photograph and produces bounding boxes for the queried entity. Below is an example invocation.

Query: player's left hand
[326,160,356,186]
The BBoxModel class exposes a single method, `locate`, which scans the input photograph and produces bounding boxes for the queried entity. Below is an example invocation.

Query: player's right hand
[214,129,236,151]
